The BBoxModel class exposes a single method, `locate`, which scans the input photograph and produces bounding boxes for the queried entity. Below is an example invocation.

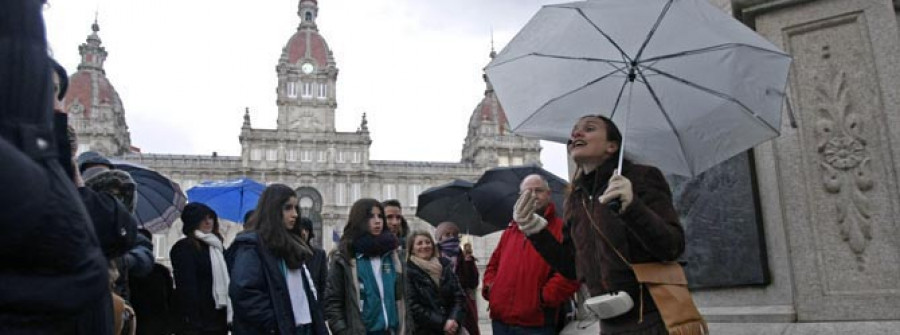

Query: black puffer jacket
[406,257,466,335]
[0,1,110,333]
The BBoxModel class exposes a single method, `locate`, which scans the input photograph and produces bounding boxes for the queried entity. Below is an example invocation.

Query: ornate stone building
[66,0,541,251]
[64,20,132,156]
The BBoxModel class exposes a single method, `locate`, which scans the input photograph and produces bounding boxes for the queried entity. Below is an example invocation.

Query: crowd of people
[1,1,691,334]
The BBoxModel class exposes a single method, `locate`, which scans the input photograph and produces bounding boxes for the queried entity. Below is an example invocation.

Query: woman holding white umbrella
[515,115,693,334]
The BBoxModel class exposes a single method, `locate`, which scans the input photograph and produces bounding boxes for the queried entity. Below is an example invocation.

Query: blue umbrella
[186,178,265,223]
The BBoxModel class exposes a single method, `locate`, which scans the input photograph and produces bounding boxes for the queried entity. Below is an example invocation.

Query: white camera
[584,291,634,319]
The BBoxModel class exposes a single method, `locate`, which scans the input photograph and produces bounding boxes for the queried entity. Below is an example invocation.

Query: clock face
[301,63,314,74]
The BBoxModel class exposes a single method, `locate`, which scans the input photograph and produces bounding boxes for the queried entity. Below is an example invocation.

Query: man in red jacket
[482,174,580,334]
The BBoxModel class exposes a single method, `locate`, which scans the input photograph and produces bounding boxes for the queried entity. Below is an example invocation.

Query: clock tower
[276,0,337,132]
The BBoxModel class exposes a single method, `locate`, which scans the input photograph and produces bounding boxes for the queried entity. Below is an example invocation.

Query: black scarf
[353,232,399,257]
[578,158,631,196]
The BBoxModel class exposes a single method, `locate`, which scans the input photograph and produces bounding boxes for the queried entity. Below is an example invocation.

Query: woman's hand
[599,170,633,213]
[443,319,459,334]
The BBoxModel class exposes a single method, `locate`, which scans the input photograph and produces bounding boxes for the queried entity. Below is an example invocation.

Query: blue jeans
[492,321,555,335]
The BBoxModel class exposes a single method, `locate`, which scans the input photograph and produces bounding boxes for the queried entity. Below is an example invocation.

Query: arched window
[305,12,313,22]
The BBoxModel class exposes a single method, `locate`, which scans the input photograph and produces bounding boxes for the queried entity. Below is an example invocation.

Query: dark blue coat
[226,232,328,335]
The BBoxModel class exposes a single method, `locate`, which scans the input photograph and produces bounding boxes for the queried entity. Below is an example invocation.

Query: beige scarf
[409,255,442,287]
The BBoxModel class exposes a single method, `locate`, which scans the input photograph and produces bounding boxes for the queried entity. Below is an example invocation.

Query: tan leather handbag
[631,262,707,335]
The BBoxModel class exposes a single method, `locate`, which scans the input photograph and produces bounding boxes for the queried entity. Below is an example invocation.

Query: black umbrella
[469,165,568,228]
[415,179,503,236]
[114,161,187,233]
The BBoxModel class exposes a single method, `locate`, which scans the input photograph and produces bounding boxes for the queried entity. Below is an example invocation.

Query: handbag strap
[581,197,645,323]
[581,198,632,268]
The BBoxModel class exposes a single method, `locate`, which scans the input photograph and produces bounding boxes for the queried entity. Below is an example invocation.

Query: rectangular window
[383,184,395,200]
[318,83,327,99]
[266,149,277,161]
[352,152,361,163]
[498,156,509,167]
[318,151,327,162]
[351,183,361,202]
[336,151,345,163]
[287,81,297,98]
[286,150,297,162]
[301,82,313,98]
[250,149,262,161]
[335,183,346,206]
[300,150,312,162]
[408,184,422,206]
[512,157,524,166]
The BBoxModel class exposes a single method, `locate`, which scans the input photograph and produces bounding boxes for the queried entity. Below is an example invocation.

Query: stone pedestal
[699,0,900,333]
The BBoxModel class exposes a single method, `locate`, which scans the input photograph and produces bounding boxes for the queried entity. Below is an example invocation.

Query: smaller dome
[65,71,122,118]
[286,30,330,67]
[467,73,510,135]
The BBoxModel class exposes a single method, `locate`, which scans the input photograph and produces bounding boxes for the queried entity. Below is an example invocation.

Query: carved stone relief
[813,66,874,268]
[787,11,900,294]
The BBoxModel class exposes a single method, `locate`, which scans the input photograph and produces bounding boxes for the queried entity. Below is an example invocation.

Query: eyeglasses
[386,214,403,220]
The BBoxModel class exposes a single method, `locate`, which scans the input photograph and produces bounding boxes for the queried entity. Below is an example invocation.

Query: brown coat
[528,160,684,333]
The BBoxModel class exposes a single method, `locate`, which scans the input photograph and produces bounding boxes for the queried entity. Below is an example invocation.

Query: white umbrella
[486,0,791,177]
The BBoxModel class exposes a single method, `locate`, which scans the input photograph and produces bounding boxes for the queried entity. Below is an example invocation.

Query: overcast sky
[43,0,571,180]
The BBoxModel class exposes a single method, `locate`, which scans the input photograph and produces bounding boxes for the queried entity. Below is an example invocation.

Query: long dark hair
[339,198,384,256]
[252,184,310,269]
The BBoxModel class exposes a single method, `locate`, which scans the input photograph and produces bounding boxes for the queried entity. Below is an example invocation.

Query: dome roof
[467,73,511,135]
[285,30,331,66]
[63,20,123,118]
[65,71,122,118]
[284,0,330,67]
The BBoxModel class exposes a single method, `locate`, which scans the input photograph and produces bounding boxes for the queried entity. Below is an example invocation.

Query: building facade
[66,0,541,252]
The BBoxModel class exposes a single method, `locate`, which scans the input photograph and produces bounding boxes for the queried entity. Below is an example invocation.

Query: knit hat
[84,166,138,213]
[77,151,114,173]
[181,202,217,236]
